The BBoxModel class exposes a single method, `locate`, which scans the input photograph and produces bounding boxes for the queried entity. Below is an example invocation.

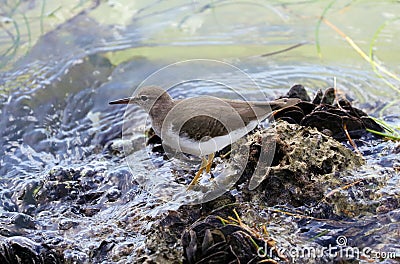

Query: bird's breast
[161,115,258,156]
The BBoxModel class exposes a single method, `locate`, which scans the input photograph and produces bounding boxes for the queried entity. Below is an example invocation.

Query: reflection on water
[0,0,399,262]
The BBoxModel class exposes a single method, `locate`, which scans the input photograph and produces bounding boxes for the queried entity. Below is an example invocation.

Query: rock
[0,236,63,264]
[240,120,365,206]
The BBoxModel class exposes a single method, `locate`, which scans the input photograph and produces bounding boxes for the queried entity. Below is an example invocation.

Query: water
[0,1,399,263]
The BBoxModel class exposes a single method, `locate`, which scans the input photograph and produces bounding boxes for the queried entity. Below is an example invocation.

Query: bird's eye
[140,95,148,101]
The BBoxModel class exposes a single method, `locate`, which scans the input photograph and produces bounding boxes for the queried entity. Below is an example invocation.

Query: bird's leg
[187,156,207,190]
[219,150,231,159]
[205,153,215,173]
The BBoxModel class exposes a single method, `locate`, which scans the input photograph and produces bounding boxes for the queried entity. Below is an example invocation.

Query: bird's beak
[109,97,136,105]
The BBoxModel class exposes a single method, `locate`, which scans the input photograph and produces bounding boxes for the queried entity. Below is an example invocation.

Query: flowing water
[0,1,399,263]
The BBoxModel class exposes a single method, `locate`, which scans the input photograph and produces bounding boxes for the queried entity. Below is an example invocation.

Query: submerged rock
[0,236,63,264]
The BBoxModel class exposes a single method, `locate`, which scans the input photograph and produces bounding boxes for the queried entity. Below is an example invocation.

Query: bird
[109,86,300,189]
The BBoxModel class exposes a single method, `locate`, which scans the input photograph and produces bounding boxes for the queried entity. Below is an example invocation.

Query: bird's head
[109,86,173,112]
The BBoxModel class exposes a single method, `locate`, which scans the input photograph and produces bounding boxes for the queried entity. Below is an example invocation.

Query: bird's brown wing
[178,115,228,141]
[171,97,300,141]
[169,97,246,141]
[224,98,301,124]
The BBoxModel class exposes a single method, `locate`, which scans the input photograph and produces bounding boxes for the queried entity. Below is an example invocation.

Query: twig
[260,42,307,57]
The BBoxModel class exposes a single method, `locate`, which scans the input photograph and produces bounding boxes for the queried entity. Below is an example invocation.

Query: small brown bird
[110,86,300,188]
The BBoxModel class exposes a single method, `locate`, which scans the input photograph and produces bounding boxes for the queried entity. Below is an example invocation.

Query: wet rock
[140,193,253,263]
[394,143,400,154]
[34,166,110,216]
[79,206,101,217]
[143,211,188,263]
[11,213,36,229]
[0,236,63,264]
[200,192,236,215]
[284,84,311,101]
[181,215,275,264]
[240,120,365,206]
[0,197,17,213]
[107,167,135,189]
[320,87,335,105]
[77,191,104,204]
[110,242,136,262]
[48,167,78,182]
[90,240,116,263]
[276,84,384,140]
[106,187,122,202]
[58,219,78,230]
[0,212,30,237]
[12,180,41,215]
